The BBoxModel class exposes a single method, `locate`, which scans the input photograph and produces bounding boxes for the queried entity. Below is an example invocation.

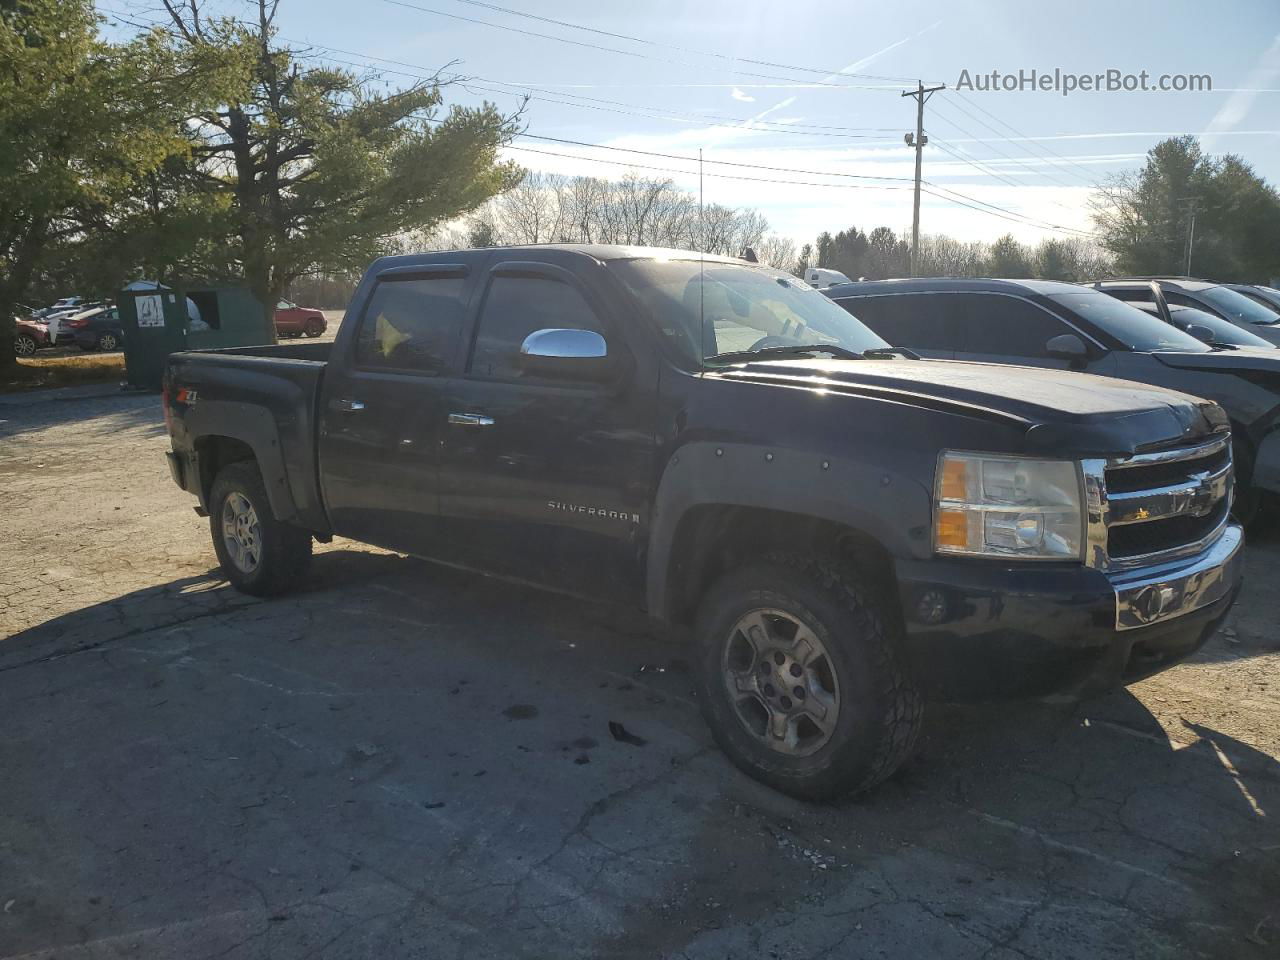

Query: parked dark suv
[825,277,1280,518]
[1094,279,1280,347]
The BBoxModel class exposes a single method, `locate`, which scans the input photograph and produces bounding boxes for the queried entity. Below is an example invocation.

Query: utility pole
[1178,196,1199,276]
[902,81,946,277]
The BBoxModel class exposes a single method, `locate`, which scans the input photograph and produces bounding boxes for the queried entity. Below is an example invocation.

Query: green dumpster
[119,284,274,389]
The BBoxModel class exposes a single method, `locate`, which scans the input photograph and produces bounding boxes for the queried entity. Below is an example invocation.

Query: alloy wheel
[721,608,841,757]
[221,492,262,573]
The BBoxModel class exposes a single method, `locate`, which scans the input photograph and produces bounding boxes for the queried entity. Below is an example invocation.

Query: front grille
[1108,498,1230,558]
[1102,435,1233,565]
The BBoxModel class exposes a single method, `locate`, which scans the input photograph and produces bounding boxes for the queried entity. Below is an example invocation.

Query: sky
[106,0,1280,248]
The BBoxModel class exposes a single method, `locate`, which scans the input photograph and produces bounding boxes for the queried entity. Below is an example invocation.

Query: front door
[317,259,483,554]
[436,257,654,603]
[951,292,1091,370]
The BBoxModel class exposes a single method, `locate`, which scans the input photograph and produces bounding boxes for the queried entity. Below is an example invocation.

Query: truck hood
[715,357,1226,458]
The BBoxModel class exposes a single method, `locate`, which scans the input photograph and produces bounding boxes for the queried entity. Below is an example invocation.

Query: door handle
[447,413,495,427]
[330,398,365,412]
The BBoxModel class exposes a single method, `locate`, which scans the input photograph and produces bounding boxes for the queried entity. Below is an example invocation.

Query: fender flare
[1252,427,1280,494]
[186,400,299,521]
[645,441,934,623]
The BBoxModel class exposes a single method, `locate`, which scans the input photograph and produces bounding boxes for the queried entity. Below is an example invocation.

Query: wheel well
[663,505,900,627]
[195,436,256,504]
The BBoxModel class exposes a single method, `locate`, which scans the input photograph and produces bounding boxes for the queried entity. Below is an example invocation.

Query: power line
[513,132,915,182]
[941,95,1097,188]
[260,36,914,141]
[508,138,1096,236]
[511,143,1096,237]
[930,139,1033,192]
[931,102,1083,191]
[376,0,914,91]
[951,91,1102,185]
[921,183,1097,237]
[100,4,1098,239]
[505,144,914,192]
[438,0,932,83]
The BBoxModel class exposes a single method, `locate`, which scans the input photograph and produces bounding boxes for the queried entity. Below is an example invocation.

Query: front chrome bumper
[1111,523,1244,631]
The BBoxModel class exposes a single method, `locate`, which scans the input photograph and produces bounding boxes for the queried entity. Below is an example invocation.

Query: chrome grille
[1084,434,1234,569]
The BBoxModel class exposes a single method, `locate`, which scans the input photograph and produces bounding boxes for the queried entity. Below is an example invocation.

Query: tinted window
[1104,287,1154,303]
[957,294,1070,357]
[471,275,603,380]
[836,294,959,352]
[1047,291,1207,352]
[1197,286,1280,326]
[1164,305,1275,348]
[354,276,466,373]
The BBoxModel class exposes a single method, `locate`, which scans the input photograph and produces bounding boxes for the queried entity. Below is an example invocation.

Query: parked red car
[274,301,327,338]
[13,316,53,357]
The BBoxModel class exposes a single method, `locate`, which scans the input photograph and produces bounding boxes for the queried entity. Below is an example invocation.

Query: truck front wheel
[209,462,312,596]
[693,557,922,800]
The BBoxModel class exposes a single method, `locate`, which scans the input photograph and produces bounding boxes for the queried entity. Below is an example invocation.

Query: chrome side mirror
[518,328,611,380]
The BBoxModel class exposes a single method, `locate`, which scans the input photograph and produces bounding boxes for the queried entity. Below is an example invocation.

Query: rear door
[317,257,485,554]
[831,292,959,358]
[435,255,654,603]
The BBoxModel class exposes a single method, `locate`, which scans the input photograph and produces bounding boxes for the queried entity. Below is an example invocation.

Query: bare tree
[756,234,796,270]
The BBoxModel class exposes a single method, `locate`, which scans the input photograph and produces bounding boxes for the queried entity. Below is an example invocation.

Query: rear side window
[957,294,1071,357]
[354,276,466,373]
[470,274,603,380]
[835,294,959,352]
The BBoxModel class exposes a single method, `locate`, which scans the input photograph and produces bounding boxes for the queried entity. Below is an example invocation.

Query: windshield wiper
[862,346,920,360]
[706,344,867,364]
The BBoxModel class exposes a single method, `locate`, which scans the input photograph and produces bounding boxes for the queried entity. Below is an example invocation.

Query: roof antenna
[699,147,706,371]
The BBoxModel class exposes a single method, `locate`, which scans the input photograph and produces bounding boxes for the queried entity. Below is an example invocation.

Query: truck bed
[165,343,331,532]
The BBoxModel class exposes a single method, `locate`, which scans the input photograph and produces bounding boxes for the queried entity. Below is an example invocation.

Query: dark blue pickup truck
[163,245,1243,799]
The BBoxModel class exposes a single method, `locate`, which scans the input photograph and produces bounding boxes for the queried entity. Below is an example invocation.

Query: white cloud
[730,87,755,103]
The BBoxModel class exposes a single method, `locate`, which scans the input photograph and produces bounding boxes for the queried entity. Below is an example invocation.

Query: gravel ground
[1,388,1278,959]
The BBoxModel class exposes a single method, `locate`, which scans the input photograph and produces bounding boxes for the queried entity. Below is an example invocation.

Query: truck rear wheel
[209,462,312,596]
[693,557,922,800]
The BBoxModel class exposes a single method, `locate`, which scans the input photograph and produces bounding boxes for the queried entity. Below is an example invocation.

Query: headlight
[935,452,1084,560]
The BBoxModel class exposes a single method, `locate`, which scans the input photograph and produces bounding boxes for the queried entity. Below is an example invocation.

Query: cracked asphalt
[1,388,1278,959]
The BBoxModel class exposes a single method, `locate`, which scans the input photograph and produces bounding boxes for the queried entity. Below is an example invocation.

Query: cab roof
[391,243,750,265]
[823,277,1090,297]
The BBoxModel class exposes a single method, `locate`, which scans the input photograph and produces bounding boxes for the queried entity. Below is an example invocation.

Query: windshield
[609,259,889,365]
[1199,286,1280,326]
[1050,291,1209,352]
[1167,306,1275,348]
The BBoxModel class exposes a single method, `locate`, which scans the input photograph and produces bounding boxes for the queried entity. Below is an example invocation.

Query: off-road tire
[209,461,312,596]
[693,555,922,800]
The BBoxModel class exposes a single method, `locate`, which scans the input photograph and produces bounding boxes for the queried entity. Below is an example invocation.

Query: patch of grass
[2,353,125,393]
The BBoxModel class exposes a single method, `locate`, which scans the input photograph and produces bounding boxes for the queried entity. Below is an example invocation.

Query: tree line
[802,227,1113,282]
